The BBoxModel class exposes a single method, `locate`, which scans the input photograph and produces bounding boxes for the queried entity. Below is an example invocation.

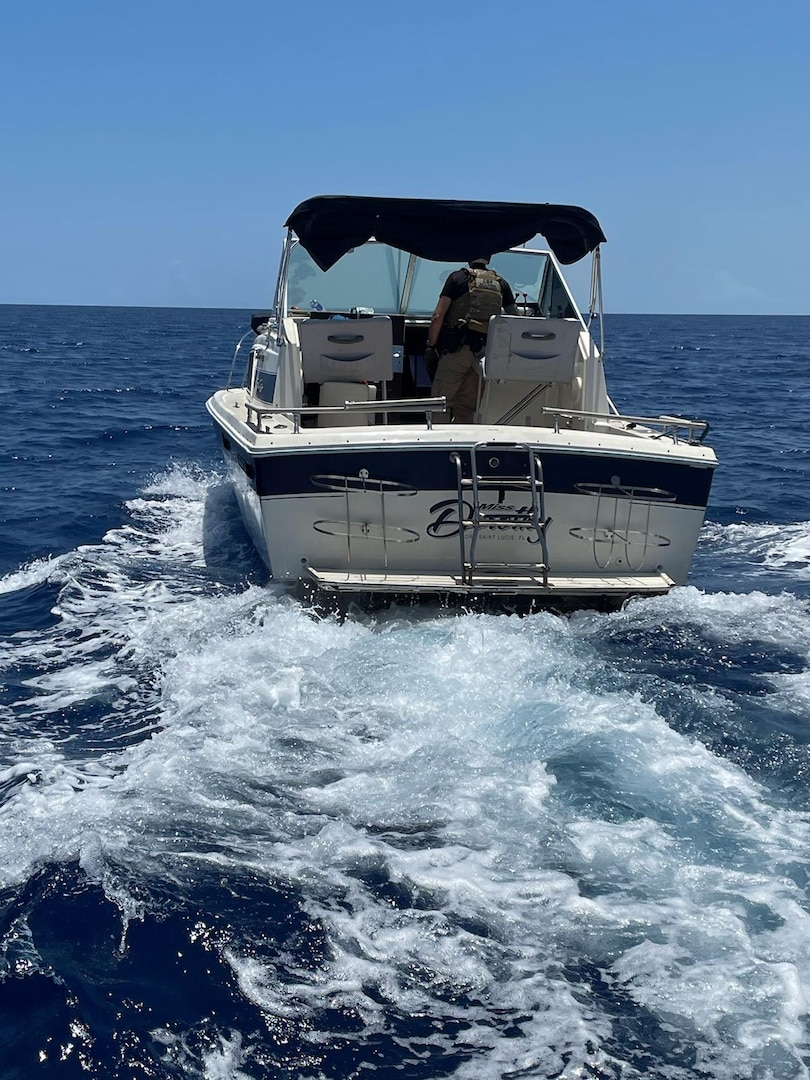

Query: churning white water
[2,466,810,1079]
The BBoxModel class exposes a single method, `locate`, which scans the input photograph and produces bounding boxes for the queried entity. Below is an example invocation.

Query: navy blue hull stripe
[229,445,714,509]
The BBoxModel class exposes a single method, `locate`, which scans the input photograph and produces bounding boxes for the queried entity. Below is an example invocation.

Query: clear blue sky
[2,0,808,313]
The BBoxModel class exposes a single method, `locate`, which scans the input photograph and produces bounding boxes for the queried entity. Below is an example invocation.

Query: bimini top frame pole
[588,246,605,357]
[273,230,296,322]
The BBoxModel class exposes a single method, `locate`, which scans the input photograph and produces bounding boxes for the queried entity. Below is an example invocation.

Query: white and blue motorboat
[206,196,717,608]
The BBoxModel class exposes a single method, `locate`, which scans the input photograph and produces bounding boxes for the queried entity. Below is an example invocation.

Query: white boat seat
[482,315,581,384]
[318,381,377,426]
[299,316,394,384]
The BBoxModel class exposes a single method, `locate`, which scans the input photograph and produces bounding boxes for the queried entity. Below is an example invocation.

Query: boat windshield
[283,240,560,317]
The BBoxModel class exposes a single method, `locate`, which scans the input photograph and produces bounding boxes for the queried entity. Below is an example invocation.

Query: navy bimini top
[285,196,607,271]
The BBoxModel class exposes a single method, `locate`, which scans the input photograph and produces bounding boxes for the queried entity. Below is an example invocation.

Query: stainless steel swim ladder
[451,442,550,587]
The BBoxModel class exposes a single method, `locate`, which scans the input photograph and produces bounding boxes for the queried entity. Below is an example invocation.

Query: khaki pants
[431,344,480,424]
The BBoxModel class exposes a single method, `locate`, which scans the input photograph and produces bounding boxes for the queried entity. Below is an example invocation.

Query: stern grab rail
[245,398,447,434]
[542,406,710,444]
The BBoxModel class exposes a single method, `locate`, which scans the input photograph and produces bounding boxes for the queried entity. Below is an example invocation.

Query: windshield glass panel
[283,241,554,317]
[539,262,579,319]
[285,242,408,314]
[491,251,548,307]
[407,250,552,314]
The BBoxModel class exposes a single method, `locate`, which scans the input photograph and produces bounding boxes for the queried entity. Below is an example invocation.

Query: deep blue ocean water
[1,304,810,1079]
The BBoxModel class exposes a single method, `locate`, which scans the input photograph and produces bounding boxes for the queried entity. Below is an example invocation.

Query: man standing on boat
[425,257,517,423]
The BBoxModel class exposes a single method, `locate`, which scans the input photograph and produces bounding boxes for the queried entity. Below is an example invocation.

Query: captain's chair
[477,315,581,422]
[298,316,394,427]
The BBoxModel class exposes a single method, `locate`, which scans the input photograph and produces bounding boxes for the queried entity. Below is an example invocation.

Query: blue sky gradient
[3,0,808,312]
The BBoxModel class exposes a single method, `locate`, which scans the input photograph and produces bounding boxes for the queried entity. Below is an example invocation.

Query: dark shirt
[440,267,516,308]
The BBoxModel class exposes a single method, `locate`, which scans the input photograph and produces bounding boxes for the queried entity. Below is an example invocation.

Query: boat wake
[702,519,810,577]
[1,467,810,1078]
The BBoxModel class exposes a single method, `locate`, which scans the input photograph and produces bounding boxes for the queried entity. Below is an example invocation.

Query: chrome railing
[541,407,710,444]
[245,397,447,434]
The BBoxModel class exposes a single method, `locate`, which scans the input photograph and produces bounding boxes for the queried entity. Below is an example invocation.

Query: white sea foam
[702,520,810,579]
[2,469,810,1076]
[149,1027,252,1080]
[0,553,71,595]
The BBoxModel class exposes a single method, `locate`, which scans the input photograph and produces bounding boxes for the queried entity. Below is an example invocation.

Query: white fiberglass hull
[208,391,716,607]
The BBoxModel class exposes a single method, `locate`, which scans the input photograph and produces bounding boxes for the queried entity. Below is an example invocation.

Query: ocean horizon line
[1,302,809,318]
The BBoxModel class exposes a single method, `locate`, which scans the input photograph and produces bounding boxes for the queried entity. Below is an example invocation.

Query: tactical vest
[447,268,503,334]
